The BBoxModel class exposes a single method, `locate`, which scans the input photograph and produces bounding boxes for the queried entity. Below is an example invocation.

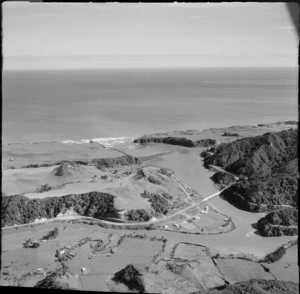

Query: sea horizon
[2,67,298,144]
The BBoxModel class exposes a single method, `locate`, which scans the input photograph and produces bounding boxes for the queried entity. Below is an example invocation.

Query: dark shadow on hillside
[286,2,299,33]
[218,192,253,212]
[251,223,261,236]
[219,189,267,214]
[112,264,145,293]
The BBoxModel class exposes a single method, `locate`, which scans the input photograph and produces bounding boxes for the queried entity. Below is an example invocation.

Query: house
[81,267,89,275]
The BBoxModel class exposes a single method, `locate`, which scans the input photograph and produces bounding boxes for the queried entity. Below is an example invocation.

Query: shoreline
[2,120,297,146]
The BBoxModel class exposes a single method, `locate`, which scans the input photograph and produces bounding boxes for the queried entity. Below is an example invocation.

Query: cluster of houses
[161,205,210,230]
[55,247,76,261]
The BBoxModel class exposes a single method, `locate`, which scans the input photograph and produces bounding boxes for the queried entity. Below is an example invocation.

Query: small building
[81,267,88,275]
[110,247,117,254]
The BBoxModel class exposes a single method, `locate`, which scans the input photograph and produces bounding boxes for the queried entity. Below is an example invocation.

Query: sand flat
[2,142,123,170]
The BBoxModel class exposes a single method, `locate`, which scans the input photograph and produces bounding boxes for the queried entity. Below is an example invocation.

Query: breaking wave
[62,136,135,147]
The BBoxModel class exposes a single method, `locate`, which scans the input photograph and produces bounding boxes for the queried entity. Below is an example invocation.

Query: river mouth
[128,144,298,258]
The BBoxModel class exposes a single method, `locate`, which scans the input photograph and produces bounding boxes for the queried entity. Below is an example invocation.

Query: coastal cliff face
[1,192,117,227]
[133,136,216,147]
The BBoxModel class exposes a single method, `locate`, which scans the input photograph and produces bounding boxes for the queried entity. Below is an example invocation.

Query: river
[126,144,298,258]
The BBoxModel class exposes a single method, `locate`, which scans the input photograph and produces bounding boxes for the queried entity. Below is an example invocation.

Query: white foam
[90,136,134,146]
[63,136,135,146]
[80,139,90,144]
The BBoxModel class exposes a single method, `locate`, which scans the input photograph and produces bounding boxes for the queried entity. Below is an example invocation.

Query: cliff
[133,136,216,147]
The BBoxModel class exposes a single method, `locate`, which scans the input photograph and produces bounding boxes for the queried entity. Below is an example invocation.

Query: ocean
[2,67,298,144]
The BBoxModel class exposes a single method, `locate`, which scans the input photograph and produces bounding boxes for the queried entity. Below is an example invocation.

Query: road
[2,176,230,230]
[210,165,239,180]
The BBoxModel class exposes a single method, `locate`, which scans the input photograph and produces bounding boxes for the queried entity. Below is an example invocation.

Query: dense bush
[112,264,145,293]
[2,192,117,226]
[264,246,286,263]
[36,183,52,193]
[147,175,161,185]
[32,242,40,248]
[125,209,151,222]
[24,239,33,248]
[211,172,236,188]
[222,171,298,211]
[257,207,298,237]
[204,129,298,176]
[140,191,170,215]
[206,129,298,213]
[92,155,140,170]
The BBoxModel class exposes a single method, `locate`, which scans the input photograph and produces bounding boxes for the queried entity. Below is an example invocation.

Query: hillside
[204,129,298,177]
[23,154,140,170]
[35,267,81,290]
[257,207,298,237]
[206,279,299,294]
[203,129,298,212]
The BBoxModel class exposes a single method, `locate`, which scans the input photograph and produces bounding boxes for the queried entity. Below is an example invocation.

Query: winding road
[2,175,230,230]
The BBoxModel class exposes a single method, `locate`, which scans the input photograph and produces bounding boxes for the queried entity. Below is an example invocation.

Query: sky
[2,2,299,70]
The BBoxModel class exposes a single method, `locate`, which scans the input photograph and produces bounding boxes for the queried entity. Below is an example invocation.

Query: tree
[24,238,32,248]
[32,242,40,248]
[52,227,59,238]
